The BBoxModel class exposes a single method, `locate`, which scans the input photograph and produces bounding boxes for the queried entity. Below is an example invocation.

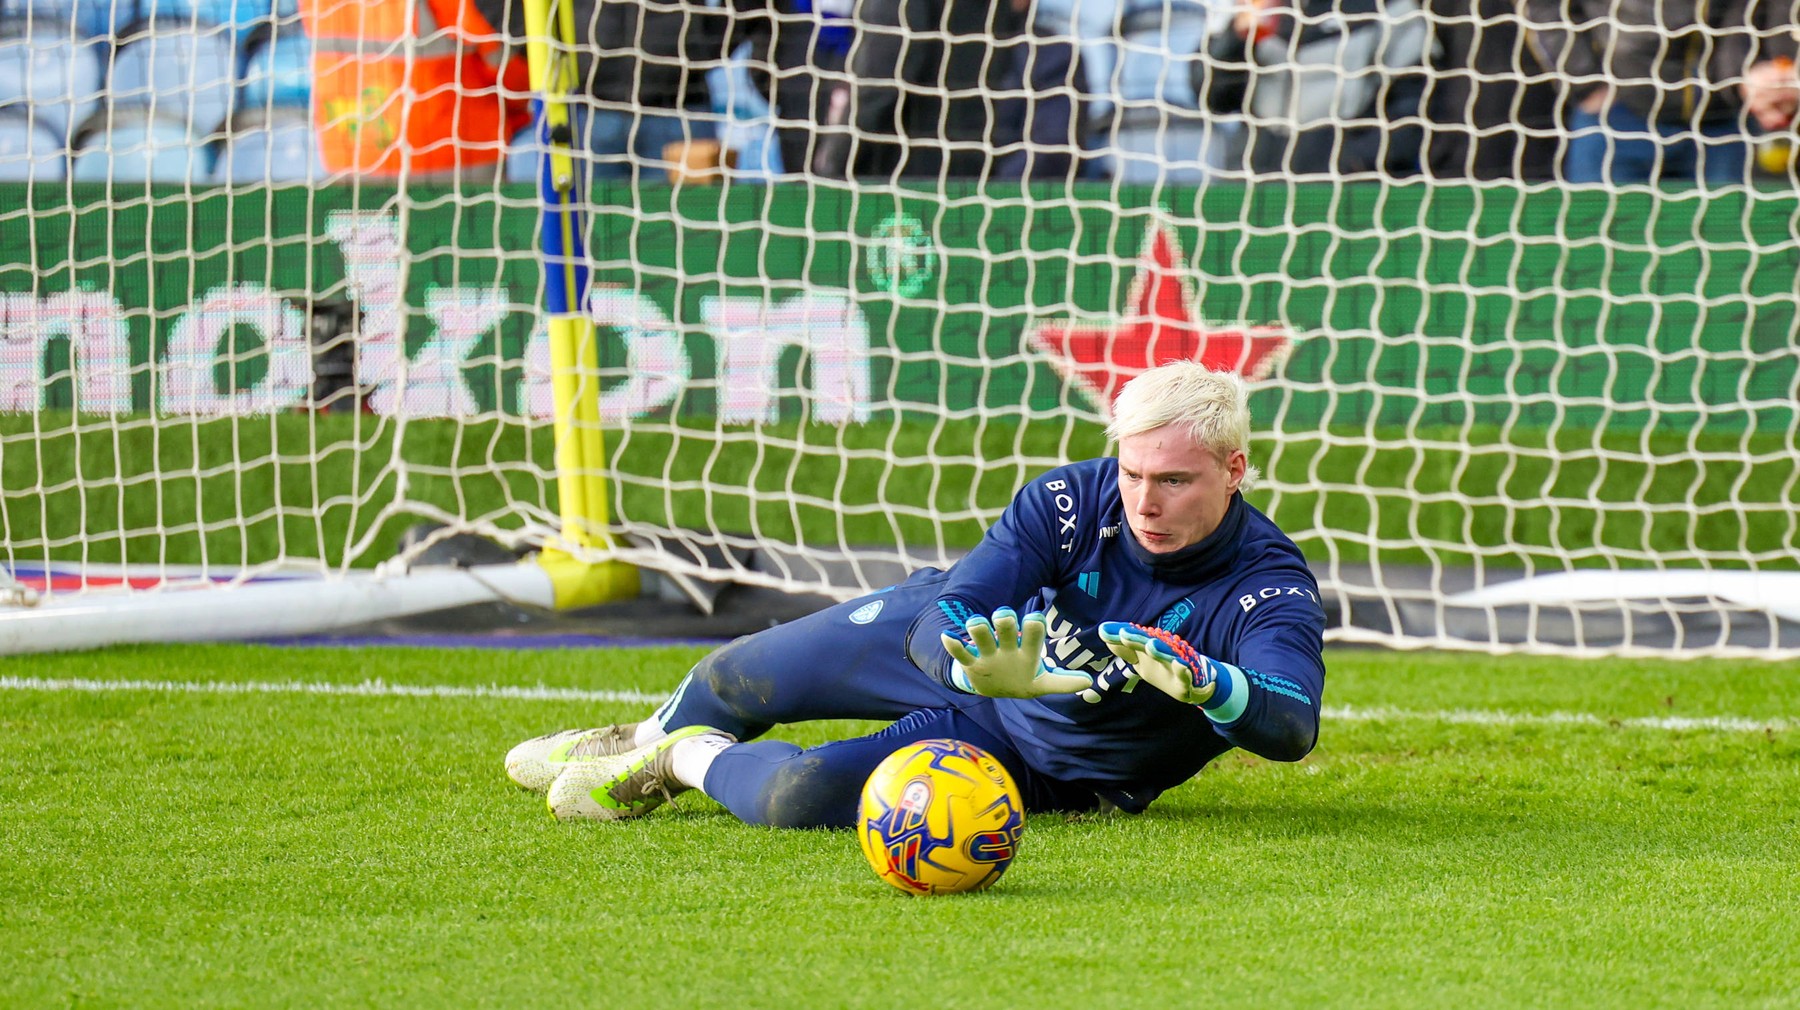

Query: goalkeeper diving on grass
[506,361,1327,825]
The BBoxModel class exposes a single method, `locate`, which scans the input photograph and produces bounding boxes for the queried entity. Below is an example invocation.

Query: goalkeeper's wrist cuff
[1199,658,1249,723]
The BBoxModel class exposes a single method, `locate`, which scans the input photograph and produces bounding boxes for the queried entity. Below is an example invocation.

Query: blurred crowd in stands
[2,0,1798,185]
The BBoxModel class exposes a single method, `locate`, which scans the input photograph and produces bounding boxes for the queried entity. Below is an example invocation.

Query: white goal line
[0,676,1791,734]
[1326,704,1794,734]
[0,676,663,706]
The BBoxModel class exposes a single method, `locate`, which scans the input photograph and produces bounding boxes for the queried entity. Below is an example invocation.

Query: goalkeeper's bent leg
[647,569,970,743]
[699,707,1023,829]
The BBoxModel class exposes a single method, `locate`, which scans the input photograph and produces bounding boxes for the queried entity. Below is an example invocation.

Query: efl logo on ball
[857,739,1024,895]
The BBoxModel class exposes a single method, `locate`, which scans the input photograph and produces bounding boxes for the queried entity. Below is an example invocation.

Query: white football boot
[504,723,643,792]
[546,725,732,821]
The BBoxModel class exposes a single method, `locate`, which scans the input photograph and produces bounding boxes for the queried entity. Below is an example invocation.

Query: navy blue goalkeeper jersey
[903,457,1327,807]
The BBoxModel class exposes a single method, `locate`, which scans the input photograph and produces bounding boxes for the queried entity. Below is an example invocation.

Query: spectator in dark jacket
[815,0,1028,180]
[765,0,856,175]
[474,0,769,179]
[1420,0,1563,181]
[991,0,1091,182]
[1524,0,1799,185]
[1200,0,1432,177]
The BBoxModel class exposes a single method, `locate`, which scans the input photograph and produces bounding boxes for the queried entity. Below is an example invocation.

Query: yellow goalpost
[519,0,639,609]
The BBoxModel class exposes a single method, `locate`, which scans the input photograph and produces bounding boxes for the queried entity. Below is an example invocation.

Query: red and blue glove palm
[1098,621,1221,706]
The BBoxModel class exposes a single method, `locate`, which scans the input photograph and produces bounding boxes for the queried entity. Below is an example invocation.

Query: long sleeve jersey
[904,457,1327,811]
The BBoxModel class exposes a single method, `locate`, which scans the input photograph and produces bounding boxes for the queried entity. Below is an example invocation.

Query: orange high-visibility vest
[300,0,531,175]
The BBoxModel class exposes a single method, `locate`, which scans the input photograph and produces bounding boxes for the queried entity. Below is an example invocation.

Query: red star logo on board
[1028,222,1296,415]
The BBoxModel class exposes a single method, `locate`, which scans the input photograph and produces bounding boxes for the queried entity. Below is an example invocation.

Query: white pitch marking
[0,677,1792,733]
[0,676,663,706]
[1324,704,1797,734]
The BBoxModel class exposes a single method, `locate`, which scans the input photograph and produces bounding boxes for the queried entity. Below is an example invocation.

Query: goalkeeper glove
[1099,621,1238,713]
[941,607,1093,699]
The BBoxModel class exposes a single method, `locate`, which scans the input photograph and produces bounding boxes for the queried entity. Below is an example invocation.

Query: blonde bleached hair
[1104,362,1260,492]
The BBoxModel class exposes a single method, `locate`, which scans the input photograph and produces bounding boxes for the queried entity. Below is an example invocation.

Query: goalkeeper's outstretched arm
[1103,614,1324,763]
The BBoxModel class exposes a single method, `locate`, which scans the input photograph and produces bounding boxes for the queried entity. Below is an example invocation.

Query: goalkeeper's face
[1116,426,1247,554]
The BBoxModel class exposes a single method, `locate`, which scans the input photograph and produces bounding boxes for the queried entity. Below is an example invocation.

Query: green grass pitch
[4,643,1798,1008]
[10,413,1798,573]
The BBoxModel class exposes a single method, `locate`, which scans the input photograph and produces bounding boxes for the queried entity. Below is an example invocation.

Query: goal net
[2,0,1797,655]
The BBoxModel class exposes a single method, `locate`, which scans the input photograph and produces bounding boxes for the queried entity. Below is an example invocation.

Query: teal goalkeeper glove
[1099,621,1219,706]
[941,607,1094,699]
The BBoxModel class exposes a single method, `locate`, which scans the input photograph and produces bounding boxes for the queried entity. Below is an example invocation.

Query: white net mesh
[2,0,1798,654]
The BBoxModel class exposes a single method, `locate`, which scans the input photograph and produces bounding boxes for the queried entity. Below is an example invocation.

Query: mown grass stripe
[1,675,1792,733]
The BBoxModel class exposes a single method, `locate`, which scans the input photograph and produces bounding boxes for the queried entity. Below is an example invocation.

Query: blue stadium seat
[0,0,134,41]
[707,49,783,180]
[504,125,539,184]
[0,16,104,142]
[108,20,234,135]
[1111,0,1209,110]
[1106,108,1219,185]
[0,108,65,179]
[1097,0,1223,184]
[134,0,262,30]
[238,24,306,109]
[133,0,281,55]
[213,105,314,182]
[70,104,208,180]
